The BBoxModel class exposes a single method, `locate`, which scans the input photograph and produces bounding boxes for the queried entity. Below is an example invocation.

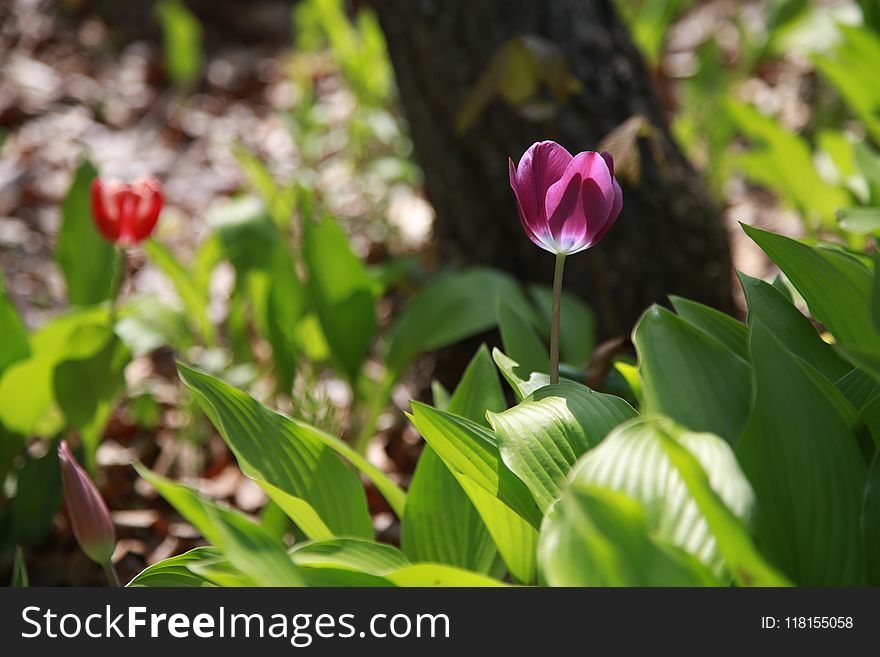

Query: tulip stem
[102,560,121,587]
[550,253,566,385]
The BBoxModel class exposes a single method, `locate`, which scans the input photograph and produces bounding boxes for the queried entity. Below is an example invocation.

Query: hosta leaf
[572,417,754,577]
[669,296,748,360]
[55,159,116,305]
[492,347,552,401]
[738,271,851,382]
[736,320,867,585]
[488,381,637,511]
[743,224,880,350]
[865,452,880,585]
[407,402,541,528]
[0,274,29,376]
[303,215,376,382]
[385,268,534,375]
[177,363,373,537]
[127,547,221,587]
[539,484,720,587]
[384,564,507,587]
[401,346,501,572]
[290,538,409,575]
[633,305,751,445]
[497,297,548,378]
[528,284,595,366]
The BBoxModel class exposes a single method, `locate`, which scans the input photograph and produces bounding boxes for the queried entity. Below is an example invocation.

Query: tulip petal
[545,151,614,253]
[511,141,572,249]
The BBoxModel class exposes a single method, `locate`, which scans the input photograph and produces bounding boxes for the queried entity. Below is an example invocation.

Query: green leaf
[0,306,109,436]
[114,295,192,356]
[737,320,867,585]
[127,547,220,587]
[54,328,129,465]
[231,144,297,229]
[538,484,719,586]
[408,402,541,528]
[0,274,29,376]
[528,285,595,366]
[865,452,880,585]
[838,207,880,235]
[669,296,748,360]
[137,466,306,586]
[497,297,548,378]
[55,159,116,306]
[492,347,552,401]
[143,239,215,345]
[572,417,754,578]
[11,445,62,546]
[156,0,203,88]
[257,482,334,540]
[290,538,409,575]
[385,269,534,375]
[401,346,501,572]
[384,564,506,587]
[654,424,790,586]
[177,363,373,537]
[10,546,28,587]
[303,215,376,381]
[743,224,880,350]
[488,382,637,511]
[738,271,851,382]
[633,305,751,445]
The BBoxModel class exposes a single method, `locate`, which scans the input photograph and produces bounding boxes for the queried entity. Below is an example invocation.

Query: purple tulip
[509,141,623,255]
[58,441,116,568]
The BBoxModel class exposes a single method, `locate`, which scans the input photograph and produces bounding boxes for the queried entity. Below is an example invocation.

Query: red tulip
[90,176,164,245]
[58,440,116,565]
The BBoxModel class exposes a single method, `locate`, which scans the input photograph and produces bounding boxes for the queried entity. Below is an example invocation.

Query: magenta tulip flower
[509,141,622,255]
[58,441,119,585]
[509,141,623,383]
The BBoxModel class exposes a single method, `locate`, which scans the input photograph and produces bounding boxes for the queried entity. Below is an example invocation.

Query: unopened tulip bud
[90,176,164,246]
[509,141,622,255]
[58,441,116,566]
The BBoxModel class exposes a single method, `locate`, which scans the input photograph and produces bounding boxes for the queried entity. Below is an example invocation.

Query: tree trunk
[373,0,733,338]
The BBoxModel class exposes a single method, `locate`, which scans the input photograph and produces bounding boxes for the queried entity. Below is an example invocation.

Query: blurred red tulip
[90,176,164,245]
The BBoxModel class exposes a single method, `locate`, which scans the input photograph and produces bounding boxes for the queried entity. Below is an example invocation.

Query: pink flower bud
[509,141,622,255]
[90,176,164,246]
[58,441,116,565]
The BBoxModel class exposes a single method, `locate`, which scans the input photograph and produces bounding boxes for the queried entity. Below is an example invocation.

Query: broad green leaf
[303,215,376,381]
[865,452,880,585]
[654,426,790,586]
[528,285,595,366]
[539,484,719,587]
[0,274,29,376]
[738,271,851,381]
[290,538,409,575]
[497,297,548,378]
[177,364,373,537]
[633,305,751,445]
[137,466,306,586]
[143,239,215,344]
[492,347,552,401]
[384,564,506,587]
[263,247,304,392]
[669,295,748,360]
[737,320,867,585]
[231,144,297,228]
[385,269,534,375]
[838,207,880,235]
[407,402,541,528]
[11,546,28,587]
[55,159,116,305]
[0,306,109,436]
[454,473,538,583]
[401,346,501,572]
[10,446,62,547]
[834,368,880,447]
[127,547,221,587]
[572,417,754,577]
[156,0,203,88]
[743,224,880,350]
[258,482,334,540]
[488,382,637,511]
[54,328,129,466]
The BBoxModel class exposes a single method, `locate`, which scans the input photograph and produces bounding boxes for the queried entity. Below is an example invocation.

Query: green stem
[102,560,120,587]
[550,253,567,385]
[353,371,396,456]
[109,247,127,321]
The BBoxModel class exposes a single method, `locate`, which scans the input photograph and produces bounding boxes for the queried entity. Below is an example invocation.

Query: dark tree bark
[373,0,733,338]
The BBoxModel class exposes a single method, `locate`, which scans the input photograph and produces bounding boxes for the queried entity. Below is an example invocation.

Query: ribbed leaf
[488,382,637,511]
[633,305,751,445]
[669,296,748,360]
[127,547,220,587]
[865,452,880,585]
[492,347,552,401]
[572,417,754,577]
[736,320,867,585]
[290,538,409,575]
